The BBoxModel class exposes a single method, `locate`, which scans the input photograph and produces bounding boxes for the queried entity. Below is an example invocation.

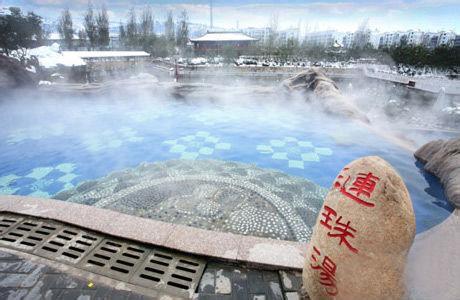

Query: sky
[2,0,460,33]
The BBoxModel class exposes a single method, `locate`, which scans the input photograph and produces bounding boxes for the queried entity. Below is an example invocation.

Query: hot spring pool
[0,87,454,242]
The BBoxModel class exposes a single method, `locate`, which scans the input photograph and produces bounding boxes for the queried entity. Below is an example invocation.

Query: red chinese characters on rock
[320,205,358,254]
[310,246,338,296]
[334,168,380,208]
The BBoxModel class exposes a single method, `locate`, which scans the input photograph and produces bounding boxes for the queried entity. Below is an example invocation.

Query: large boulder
[414,138,460,208]
[282,68,370,123]
[0,54,37,89]
[303,156,415,299]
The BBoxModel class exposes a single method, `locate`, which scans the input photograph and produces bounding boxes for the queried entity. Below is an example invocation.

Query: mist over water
[0,76,456,236]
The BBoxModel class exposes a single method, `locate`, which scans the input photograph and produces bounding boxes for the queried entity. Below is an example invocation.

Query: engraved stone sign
[303,156,416,299]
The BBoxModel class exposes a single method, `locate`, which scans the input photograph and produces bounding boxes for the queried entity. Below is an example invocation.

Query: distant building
[190,31,258,54]
[45,33,81,49]
[353,28,371,48]
[379,32,404,48]
[342,32,354,48]
[242,27,272,44]
[438,31,456,46]
[278,28,300,44]
[304,30,344,47]
[406,30,424,46]
[369,31,382,49]
[454,35,460,47]
[429,35,440,49]
[62,50,151,82]
[421,32,437,48]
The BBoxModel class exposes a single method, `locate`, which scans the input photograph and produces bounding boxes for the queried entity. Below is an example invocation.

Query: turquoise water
[0,88,454,234]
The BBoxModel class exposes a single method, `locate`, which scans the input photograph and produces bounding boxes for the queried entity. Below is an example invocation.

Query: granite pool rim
[0,195,307,270]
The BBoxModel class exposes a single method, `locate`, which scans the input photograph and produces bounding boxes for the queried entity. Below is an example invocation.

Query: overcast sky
[2,0,460,33]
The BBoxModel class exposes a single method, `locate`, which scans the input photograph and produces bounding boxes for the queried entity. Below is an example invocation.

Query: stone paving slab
[0,196,307,270]
[0,248,162,299]
[0,248,304,300]
[195,262,301,300]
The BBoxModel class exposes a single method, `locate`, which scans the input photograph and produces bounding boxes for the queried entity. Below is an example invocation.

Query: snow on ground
[27,43,86,68]
[62,51,150,59]
[0,7,12,15]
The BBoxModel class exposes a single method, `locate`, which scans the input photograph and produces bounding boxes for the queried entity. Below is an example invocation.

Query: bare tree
[84,2,97,49]
[164,10,175,42]
[126,7,138,47]
[77,29,87,48]
[58,9,74,49]
[267,13,279,56]
[140,6,154,38]
[176,10,189,49]
[96,5,110,49]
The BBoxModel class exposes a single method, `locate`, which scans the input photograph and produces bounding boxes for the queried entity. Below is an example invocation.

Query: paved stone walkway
[0,250,156,299]
[0,249,303,300]
[196,262,302,300]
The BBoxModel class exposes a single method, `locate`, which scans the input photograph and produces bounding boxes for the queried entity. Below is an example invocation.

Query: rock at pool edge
[302,156,416,300]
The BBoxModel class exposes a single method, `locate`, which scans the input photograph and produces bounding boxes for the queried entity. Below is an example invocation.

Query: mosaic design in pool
[163,131,232,160]
[55,160,327,242]
[256,137,333,169]
[0,163,79,198]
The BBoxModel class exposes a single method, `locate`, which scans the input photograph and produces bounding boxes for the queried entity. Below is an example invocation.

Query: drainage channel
[0,213,206,298]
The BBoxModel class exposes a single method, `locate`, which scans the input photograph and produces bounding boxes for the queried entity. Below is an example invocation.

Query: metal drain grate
[0,213,207,298]
[0,214,23,235]
[0,218,59,252]
[79,239,150,281]
[131,249,206,297]
[34,228,102,264]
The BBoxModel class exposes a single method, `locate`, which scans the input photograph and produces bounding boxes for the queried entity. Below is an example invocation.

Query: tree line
[117,8,189,57]
[55,5,190,56]
[238,38,459,70]
[57,4,109,50]
[0,6,458,69]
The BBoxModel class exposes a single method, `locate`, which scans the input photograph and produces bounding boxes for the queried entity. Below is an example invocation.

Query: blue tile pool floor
[0,92,454,235]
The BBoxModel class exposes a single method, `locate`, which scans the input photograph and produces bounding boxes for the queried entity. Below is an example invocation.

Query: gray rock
[282,68,370,123]
[414,138,460,208]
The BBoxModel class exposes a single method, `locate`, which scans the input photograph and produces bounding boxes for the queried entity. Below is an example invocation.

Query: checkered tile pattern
[163,131,231,160]
[256,137,333,169]
[0,163,79,198]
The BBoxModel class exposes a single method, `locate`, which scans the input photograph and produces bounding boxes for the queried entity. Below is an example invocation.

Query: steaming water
[0,86,454,236]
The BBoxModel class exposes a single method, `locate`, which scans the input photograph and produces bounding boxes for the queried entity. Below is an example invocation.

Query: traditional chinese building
[190,31,258,55]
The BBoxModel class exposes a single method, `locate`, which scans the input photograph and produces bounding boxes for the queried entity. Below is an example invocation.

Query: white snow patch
[63,51,150,59]
[27,43,86,68]
[26,65,36,73]
[0,7,11,16]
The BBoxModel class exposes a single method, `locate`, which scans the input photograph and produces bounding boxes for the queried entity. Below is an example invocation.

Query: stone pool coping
[0,195,306,271]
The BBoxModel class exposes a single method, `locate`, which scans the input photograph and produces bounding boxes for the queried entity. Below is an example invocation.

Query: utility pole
[210,0,213,29]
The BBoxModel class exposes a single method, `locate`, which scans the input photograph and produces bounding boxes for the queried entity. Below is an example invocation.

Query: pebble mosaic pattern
[164,131,231,160]
[257,137,333,169]
[55,160,327,242]
[0,163,79,198]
